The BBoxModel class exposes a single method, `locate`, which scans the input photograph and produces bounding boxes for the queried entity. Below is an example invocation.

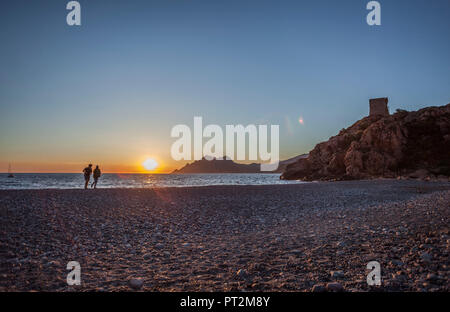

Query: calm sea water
[0,173,302,190]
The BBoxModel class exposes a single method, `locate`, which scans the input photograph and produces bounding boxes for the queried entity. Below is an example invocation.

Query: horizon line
[1,172,170,174]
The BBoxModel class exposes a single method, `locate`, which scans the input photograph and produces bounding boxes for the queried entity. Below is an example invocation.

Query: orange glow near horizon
[0,157,178,174]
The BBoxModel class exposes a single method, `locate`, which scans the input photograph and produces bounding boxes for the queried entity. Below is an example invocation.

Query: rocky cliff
[281,103,450,181]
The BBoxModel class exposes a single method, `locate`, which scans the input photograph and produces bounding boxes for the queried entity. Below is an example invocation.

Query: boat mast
[8,163,14,177]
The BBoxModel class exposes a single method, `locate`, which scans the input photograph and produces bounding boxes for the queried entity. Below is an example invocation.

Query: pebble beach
[1,180,449,292]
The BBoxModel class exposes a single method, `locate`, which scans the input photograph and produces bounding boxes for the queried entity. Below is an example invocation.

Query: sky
[0,0,449,173]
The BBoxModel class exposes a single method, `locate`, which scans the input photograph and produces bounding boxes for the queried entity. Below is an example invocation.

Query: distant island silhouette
[171,154,307,174]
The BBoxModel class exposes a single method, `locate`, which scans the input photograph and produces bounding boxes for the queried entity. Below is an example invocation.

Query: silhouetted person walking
[91,165,101,189]
[83,164,92,189]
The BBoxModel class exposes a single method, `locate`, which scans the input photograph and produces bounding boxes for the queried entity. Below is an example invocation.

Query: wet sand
[1,180,449,292]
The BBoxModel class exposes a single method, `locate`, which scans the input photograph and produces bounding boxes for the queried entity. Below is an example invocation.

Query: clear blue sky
[0,0,449,172]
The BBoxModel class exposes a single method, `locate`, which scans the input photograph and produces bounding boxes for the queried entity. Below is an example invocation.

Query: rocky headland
[281,103,450,181]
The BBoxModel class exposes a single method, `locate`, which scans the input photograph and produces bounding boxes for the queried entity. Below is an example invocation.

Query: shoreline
[1,178,448,192]
[0,182,307,192]
[0,172,297,190]
[1,180,449,292]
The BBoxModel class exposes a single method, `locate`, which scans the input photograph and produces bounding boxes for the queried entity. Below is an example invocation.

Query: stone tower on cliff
[369,97,389,116]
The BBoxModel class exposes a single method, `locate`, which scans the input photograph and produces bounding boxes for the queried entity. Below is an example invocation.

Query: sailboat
[7,163,14,178]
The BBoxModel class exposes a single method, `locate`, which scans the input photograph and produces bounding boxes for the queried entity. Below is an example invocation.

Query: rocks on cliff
[281,103,450,181]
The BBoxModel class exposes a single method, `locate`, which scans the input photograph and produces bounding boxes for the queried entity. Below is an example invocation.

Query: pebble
[236,269,249,280]
[289,250,304,256]
[128,278,144,290]
[331,271,345,279]
[391,260,404,266]
[426,274,438,282]
[421,252,432,263]
[326,282,344,292]
[312,284,326,292]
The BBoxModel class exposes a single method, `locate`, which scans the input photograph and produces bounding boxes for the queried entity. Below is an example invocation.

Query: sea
[0,173,303,190]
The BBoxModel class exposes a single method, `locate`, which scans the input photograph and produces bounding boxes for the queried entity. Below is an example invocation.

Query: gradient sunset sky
[1,0,449,173]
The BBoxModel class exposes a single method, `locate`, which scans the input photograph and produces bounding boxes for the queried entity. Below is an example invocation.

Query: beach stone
[312,284,326,292]
[391,259,404,267]
[326,282,344,292]
[236,269,249,280]
[289,249,304,256]
[128,278,144,290]
[45,260,61,267]
[392,273,407,284]
[409,169,429,180]
[426,273,438,282]
[331,271,345,279]
[420,252,432,263]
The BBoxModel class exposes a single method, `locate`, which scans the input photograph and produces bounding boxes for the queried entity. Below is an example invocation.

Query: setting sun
[142,158,159,171]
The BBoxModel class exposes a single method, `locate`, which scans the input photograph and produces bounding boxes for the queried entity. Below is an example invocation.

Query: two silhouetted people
[82,164,101,189]
[92,165,101,189]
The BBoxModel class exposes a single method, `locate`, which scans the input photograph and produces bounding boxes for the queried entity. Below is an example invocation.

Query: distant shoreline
[0,182,312,192]
[2,174,450,190]
[0,172,299,190]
